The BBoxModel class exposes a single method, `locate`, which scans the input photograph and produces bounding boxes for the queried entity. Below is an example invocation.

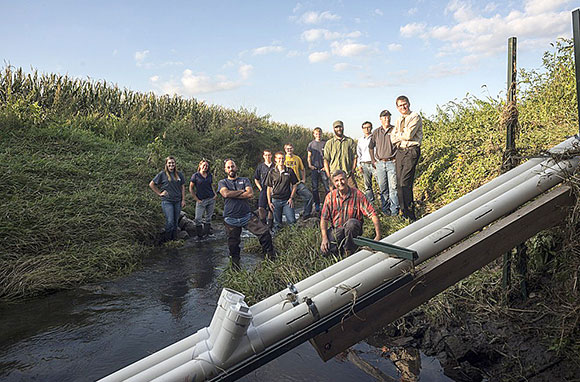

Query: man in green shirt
[323,120,357,189]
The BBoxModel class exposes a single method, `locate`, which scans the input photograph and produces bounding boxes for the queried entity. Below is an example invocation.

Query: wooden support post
[573,9,580,136]
[502,251,512,289]
[516,243,528,300]
[310,186,575,361]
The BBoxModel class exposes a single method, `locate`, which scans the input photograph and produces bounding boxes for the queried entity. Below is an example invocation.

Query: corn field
[0,65,246,131]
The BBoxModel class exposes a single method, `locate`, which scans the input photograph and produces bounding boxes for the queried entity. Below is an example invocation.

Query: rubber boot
[202,223,211,237]
[158,230,169,245]
[231,255,241,271]
[265,251,276,261]
[195,225,204,239]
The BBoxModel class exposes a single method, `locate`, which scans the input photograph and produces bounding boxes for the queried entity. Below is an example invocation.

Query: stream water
[0,227,454,381]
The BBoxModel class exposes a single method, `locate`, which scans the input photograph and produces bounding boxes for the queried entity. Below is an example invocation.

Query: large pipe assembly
[99,136,580,382]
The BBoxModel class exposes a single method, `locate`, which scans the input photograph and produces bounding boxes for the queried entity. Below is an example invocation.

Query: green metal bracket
[353,237,418,262]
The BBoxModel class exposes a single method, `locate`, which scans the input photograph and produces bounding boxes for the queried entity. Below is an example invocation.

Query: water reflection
[0,227,452,382]
[386,346,421,382]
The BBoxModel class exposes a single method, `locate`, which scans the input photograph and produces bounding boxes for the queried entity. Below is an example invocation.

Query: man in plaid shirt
[320,170,381,256]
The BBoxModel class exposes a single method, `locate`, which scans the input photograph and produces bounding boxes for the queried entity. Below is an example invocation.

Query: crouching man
[218,159,275,267]
[320,170,381,256]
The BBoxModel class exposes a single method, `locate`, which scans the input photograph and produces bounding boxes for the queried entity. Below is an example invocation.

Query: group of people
[149,95,423,263]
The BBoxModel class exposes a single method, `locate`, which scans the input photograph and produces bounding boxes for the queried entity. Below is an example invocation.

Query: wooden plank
[310,185,575,361]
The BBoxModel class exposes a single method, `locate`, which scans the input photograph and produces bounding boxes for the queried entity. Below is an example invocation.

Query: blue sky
[1,0,577,138]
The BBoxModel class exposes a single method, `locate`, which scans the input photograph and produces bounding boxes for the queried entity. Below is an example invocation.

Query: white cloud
[238,64,253,80]
[252,45,284,55]
[150,63,251,96]
[301,28,362,42]
[299,10,340,24]
[149,76,181,95]
[388,43,403,51]
[342,62,467,89]
[334,63,361,71]
[180,70,239,94]
[408,7,418,15]
[134,50,150,67]
[374,9,383,16]
[400,23,426,38]
[425,63,468,79]
[445,0,476,22]
[400,0,571,64]
[524,0,573,15]
[308,51,331,63]
[484,2,498,13]
[160,61,184,67]
[293,2,302,13]
[330,40,371,57]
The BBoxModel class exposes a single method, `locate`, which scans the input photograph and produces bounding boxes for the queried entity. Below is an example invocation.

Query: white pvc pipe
[183,143,580,380]
[98,288,245,382]
[103,136,579,382]
[384,157,542,244]
[151,302,254,382]
[251,154,547,317]
[255,139,579,325]
[176,153,580,381]
[391,158,545,247]
[97,328,210,382]
[385,134,576,244]
[252,155,552,326]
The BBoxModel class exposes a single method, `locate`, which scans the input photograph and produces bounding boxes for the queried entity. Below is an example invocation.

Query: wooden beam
[310,185,575,361]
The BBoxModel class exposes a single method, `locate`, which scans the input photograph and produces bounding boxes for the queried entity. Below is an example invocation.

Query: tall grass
[222,39,579,316]
[0,64,314,301]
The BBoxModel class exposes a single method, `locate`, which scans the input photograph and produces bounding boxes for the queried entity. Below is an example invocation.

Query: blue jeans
[359,162,375,203]
[311,169,329,210]
[375,160,399,215]
[194,198,215,225]
[271,198,296,229]
[161,200,181,239]
[295,182,313,216]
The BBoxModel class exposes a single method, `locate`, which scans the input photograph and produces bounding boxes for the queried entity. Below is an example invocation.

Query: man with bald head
[218,159,275,267]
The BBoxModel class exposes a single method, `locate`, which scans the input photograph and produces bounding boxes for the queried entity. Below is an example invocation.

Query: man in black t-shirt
[253,149,274,227]
[218,159,274,267]
[265,151,298,232]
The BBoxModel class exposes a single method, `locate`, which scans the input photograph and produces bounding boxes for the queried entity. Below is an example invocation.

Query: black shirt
[265,167,298,200]
[254,162,274,187]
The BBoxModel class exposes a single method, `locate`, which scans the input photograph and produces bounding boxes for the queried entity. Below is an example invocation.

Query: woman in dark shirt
[189,159,216,238]
[149,156,186,241]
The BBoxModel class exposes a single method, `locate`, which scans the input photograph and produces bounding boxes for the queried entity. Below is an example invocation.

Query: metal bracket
[353,237,418,261]
[304,297,320,320]
[287,283,299,307]
[353,237,418,273]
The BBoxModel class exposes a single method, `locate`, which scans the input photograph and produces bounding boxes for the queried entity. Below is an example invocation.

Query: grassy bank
[0,67,314,301]
[223,39,578,299]
[220,39,579,374]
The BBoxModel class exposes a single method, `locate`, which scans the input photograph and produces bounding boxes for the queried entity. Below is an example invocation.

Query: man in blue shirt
[218,159,275,268]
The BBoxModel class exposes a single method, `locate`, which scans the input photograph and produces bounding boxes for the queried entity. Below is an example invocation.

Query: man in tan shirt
[392,95,422,221]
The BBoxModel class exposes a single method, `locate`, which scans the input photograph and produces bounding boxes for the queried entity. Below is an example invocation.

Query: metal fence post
[502,37,517,293]
[572,9,580,135]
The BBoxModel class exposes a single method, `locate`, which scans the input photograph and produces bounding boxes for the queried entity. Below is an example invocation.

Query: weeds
[0,66,314,301]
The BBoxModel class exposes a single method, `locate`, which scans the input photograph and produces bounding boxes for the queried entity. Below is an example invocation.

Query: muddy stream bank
[0,227,454,381]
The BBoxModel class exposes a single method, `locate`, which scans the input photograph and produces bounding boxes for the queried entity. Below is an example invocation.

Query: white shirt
[357,134,373,163]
